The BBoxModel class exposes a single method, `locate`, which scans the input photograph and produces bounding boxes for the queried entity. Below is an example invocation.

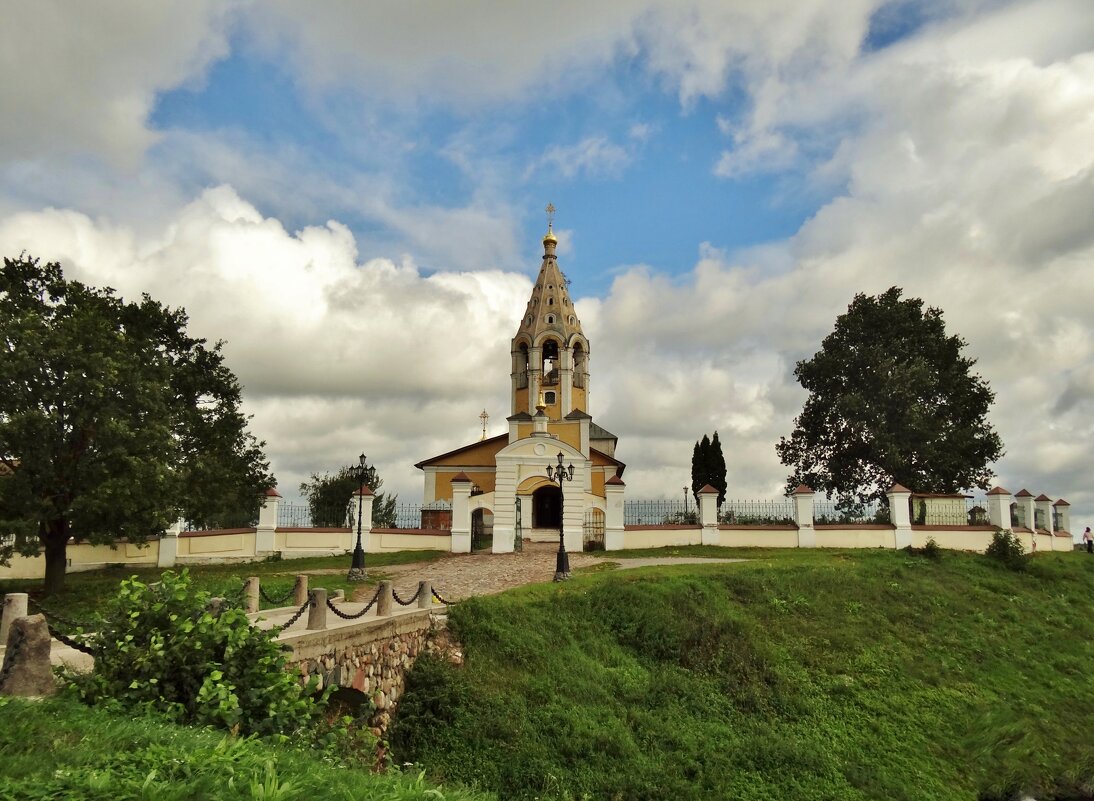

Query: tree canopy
[776,287,1003,505]
[299,463,397,529]
[0,256,273,593]
[690,431,727,507]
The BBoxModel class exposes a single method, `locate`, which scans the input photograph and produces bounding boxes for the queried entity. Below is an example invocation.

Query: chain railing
[325,586,383,619]
[27,598,98,654]
[392,585,424,606]
[0,625,25,687]
[431,587,452,605]
[259,584,295,606]
[271,598,311,633]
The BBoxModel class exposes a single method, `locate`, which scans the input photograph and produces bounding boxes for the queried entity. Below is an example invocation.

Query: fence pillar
[244,577,260,614]
[348,487,375,554]
[1,593,28,648]
[158,519,181,568]
[306,589,327,630]
[293,574,308,607]
[450,475,472,553]
[888,484,913,549]
[1015,490,1036,531]
[256,488,280,556]
[698,485,719,546]
[417,581,432,609]
[793,485,816,548]
[1035,494,1054,534]
[604,476,626,551]
[986,487,1012,529]
[377,581,393,617]
[1053,499,1071,534]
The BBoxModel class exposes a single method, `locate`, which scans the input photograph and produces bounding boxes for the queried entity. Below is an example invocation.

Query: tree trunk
[42,519,69,597]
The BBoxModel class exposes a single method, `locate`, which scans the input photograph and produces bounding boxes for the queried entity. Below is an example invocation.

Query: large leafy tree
[690,432,727,507]
[299,463,397,529]
[0,256,273,594]
[776,287,1003,505]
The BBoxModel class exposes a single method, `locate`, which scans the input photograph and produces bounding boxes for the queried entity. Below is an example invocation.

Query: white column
[793,485,816,548]
[1,593,28,648]
[255,488,280,555]
[562,475,583,554]
[450,479,472,553]
[888,484,912,549]
[985,487,1013,529]
[158,518,182,567]
[698,485,719,546]
[604,478,626,550]
[561,347,573,415]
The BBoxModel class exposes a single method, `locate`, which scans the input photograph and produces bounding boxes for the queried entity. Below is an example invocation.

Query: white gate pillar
[450,474,473,553]
[604,476,626,550]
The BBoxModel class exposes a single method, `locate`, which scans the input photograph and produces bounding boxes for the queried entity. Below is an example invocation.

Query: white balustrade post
[888,484,913,549]
[450,474,472,553]
[793,485,816,548]
[604,476,626,551]
[256,488,280,555]
[1053,499,1071,534]
[1015,490,1036,533]
[698,485,719,546]
[158,518,181,568]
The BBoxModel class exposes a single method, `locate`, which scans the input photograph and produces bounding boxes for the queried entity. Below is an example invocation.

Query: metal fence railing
[719,500,795,525]
[813,500,890,525]
[910,496,988,526]
[624,499,691,525]
[277,502,351,528]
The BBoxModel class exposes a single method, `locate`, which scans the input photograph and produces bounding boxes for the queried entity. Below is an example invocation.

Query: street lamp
[683,486,689,514]
[347,452,369,581]
[547,451,575,582]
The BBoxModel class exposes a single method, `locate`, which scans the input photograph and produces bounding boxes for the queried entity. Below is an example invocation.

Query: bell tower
[511,205,590,421]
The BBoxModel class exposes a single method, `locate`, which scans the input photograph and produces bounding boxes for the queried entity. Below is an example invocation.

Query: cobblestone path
[352,542,745,603]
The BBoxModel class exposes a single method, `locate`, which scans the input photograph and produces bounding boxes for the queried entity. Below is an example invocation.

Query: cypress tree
[710,431,728,507]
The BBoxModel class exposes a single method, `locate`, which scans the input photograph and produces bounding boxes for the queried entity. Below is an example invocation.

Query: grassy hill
[391,548,1094,801]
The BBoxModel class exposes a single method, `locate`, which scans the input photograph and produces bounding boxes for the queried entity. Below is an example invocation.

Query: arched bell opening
[532,485,562,530]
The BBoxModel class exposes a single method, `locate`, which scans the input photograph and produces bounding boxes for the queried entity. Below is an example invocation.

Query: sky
[1,0,1093,536]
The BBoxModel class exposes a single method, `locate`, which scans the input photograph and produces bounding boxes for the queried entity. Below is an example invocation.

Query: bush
[985,529,1027,571]
[69,569,322,737]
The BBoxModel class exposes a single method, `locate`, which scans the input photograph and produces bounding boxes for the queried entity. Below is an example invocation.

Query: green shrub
[69,569,322,737]
[985,529,1027,571]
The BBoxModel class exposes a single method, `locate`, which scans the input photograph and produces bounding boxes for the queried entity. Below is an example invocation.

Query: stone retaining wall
[284,609,461,736]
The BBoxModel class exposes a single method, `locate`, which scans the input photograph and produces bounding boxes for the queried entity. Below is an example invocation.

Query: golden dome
[543,224,557,244]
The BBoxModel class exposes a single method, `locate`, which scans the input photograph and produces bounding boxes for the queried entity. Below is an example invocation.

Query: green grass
[391,549,1094,801]
[0,696,491,801]
[0,550,445,623]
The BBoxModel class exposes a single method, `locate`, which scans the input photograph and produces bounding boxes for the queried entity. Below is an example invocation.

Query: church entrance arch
[532,485,562,530]
[471,507,493,552]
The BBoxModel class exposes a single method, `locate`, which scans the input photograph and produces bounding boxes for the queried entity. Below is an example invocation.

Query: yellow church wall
[549,421,581,451]
[426,439,504,467]
[433,470,497,502]
[571,386,586,412]
[590,469,605,496]
[517,423,533,439]
[515,386,529,413]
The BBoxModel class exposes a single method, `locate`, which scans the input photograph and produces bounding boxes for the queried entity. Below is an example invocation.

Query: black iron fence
[719,500,795,525]
[277,502,351,528]
[813,500,890,525]
[583,509,606,550]
[624,499,691,525]
[910,497,988,526]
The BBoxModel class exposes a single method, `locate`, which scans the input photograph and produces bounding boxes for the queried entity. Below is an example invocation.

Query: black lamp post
[347,452,369,581]
[547,451,575,581]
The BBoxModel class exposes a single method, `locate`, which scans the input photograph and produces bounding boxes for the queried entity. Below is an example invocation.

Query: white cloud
[526,136,634,181]
[0,1,235,166]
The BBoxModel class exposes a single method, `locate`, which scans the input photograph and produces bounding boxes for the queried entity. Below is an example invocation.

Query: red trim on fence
[814,524,895,530]
[180,528,256,537]
[277,527,351,534]
[910,525,996,531]
[624,524,698,531]
[718,524,797,531]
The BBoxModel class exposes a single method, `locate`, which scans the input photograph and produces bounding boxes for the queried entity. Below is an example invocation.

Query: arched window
[545,314,555,324]
[544,390,556,405]
[573,342,587,388]
[517,343,530,388]
[542,339,560,385]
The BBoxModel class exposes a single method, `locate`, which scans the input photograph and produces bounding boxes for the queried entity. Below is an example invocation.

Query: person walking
[1083,527,1093,554]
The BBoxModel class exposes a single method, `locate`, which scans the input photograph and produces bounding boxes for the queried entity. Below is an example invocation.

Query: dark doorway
[533,485,562,529]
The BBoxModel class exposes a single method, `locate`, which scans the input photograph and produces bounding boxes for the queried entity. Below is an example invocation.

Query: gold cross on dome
[545,203,555,228]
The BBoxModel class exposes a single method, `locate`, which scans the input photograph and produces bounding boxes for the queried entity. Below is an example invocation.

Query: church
[414,215,625,553]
